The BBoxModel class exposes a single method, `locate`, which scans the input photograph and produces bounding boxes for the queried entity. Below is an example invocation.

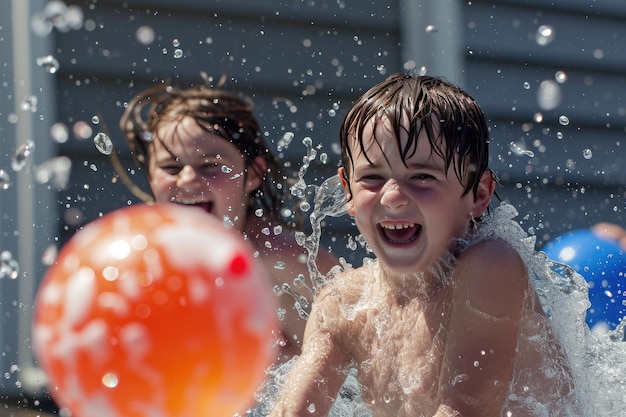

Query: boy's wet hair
[120,81,285,218]
[339,73,491,198]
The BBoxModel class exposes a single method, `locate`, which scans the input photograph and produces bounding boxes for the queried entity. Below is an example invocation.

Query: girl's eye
[160,165,182,175]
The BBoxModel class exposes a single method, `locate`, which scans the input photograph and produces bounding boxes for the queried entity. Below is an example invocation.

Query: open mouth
[379,222,421,244]
[176,200,214,214]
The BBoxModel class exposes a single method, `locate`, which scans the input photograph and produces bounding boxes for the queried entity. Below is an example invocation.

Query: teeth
[381,223,415,230]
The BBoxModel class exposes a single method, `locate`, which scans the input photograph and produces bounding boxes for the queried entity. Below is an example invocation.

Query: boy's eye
[359,174,384,181]
[412,173,435,181]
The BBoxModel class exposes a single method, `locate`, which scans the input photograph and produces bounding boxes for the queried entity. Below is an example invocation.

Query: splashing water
[252,199,626,416]
[0,170,12,190]
[11,140,35,172]
[295,175,347,294]
[34,156,72,190]
[36,55,60,74]
[93,132,113,155]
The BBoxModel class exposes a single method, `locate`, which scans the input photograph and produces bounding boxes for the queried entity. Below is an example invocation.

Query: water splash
[36,55,60,74]
[11,140,35,172]
[34,156,72,190]
[94,132,113,155]
[0,251,19,280]
[31,0,84,38]
[0,170,11,190]
[296,175,347,295]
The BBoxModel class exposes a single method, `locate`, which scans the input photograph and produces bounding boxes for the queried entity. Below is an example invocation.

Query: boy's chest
[347,297,449,406]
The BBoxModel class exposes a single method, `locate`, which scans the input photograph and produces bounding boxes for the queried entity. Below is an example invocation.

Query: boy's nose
[380,180,408,209]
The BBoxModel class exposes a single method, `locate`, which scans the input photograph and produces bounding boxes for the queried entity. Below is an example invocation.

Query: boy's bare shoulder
[453,237,528,319]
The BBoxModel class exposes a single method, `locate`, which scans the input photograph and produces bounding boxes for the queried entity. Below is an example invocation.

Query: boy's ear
[471,170,495,217]
[337,167,355,217]
[245,156,266,193]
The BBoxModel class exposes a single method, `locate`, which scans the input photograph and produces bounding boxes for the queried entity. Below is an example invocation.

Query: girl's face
[147,116,263,232]
[339,117,492,275]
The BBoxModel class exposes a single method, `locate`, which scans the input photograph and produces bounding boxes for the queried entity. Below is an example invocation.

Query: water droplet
[172,38,180,47]
[319,153,328,164]
[255,208,264,217]
[277,132,295,152]
[11,140,35,172]
[91,115,100,125]
[36,55,60,73]
[558,115,570,126]
[523,82,531,90]
[173,49,183,59]
[418,66,427,76]
[582,148,593,159]
[221,165,233,173]
[73,121,93,140]
[537,80,562,111]
[555,71,567,83]
[556,132,564,140]
[41,245,58,266]
[274,261,286,270]
[509,142,534,157]
[533,112,544,123]
[307,403,316,413]
[94,132,113,155]
[0,170,12,190]
[535,24,555,46]
[140,131,154,142]
[425,24,438,34]
[35,156,72,190]
[50,122,69,143]
[101,373,119,388]
[0,251,19,279]
[300,201,311,212]
[20,96,38,112]
[273,225,283,235]
[136,25,155,45]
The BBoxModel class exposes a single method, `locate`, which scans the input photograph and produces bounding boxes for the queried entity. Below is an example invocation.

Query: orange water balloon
[32,203,277,417]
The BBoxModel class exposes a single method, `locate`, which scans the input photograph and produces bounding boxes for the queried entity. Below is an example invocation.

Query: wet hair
[339,73,491,198]
[120,81,285,218]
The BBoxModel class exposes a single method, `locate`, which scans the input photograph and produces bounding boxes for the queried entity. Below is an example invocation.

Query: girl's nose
[177,165,203,189]
[380,180,408,209]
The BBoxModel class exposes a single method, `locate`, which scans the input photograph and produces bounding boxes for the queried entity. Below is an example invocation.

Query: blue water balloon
[543,229,626,332]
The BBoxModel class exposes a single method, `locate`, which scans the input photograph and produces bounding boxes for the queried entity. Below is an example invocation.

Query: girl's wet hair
[339,73,491,198]
[120,81,285,218]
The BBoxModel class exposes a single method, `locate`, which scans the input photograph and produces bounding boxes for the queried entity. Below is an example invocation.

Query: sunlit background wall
[0,0,624,406]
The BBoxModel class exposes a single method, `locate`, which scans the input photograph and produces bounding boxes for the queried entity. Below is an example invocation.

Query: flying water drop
[535,24,555,46]
[36,55,60,74]
[537,80,562,111]
[0,170,11,190]
[94,132,113,155]
[11,140,35,172]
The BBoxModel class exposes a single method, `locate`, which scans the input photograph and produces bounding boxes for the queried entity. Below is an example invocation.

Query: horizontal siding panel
[464,60,626,128]
[488,120,626,185]
[488,0,626,16]
[465,2,626,71]
[88,0,400,30]
[56,2,400,94]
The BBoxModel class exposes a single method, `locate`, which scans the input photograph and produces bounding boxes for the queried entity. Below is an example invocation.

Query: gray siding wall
[464,0,626,244]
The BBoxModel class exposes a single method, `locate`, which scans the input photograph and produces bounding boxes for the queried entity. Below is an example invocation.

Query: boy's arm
[437,239,527,417]
[269,286,349,417]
